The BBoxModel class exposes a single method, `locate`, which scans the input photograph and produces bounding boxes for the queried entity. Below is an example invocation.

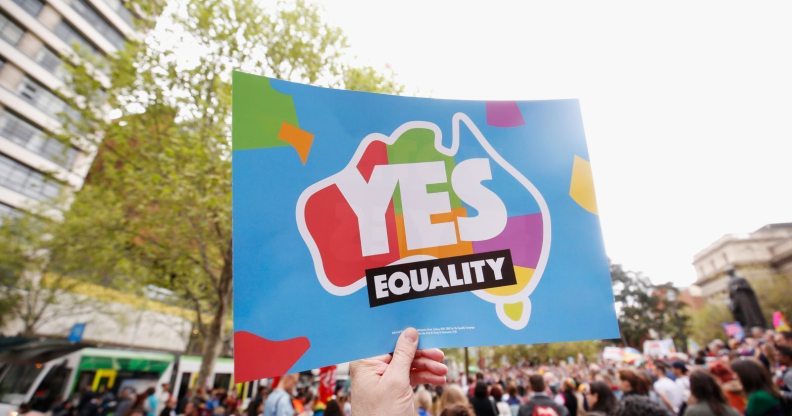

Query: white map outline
[294,113,551,329]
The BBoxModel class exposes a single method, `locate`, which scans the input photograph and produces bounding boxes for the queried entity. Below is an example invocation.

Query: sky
[307,0,792,287]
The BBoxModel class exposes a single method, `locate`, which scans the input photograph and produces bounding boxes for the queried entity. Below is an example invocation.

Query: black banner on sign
[365,250,516,307]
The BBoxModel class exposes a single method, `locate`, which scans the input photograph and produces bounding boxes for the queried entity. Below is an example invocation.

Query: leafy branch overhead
[54,0,401,388]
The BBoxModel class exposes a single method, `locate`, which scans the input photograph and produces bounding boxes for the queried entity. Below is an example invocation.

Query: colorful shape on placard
[278,122,314,164]
[569,155,598,214]
[484,266,534,297]
[233,331,310,381]
[473,214,543,269]
[503,302,524,321]
[232,71,297,150]
[486,101,525,127]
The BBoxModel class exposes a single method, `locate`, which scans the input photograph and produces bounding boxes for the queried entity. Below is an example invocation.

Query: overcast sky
[308,0,792,287]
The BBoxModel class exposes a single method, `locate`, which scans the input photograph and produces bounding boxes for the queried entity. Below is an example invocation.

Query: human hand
[350,327,447,416]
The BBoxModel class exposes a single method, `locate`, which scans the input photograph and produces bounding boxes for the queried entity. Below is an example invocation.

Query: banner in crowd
[774,311,790,332]
[642,338,676,358]
[723,322,745,340]
[232,71,619,381]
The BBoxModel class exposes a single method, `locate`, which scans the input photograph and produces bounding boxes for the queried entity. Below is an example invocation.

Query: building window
[53,19,101,57]
[0,202,18,223]
[0,153,64,201]
[68,0,126,50]
[0,109,79,168]
[16,76,79,122]
[102,0,135,28]
[11,0,44,17]
[0,12,24,45]
[33,45,70,81]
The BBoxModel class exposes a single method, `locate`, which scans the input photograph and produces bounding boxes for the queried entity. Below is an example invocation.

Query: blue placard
[232,71,619,381]
[68,323,86,343]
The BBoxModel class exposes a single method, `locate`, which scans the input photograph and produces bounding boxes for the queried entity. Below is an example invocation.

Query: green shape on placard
[232,71,297,151]
[386,128,462,214]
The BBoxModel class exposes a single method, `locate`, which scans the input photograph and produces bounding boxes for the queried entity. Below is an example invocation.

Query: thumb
[383,327,419,381]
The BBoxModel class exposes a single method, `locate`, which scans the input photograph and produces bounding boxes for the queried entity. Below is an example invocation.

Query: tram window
[177,372,192,403]
[0,363,44,405]
[213,373,231,389]
[30,363,71,412]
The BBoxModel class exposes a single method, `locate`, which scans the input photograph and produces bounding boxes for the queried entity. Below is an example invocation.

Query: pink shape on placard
[472,213,542,268]
[486,101,525,127]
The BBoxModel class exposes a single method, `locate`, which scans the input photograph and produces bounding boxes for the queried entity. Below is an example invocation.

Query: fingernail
[404,327,418,342]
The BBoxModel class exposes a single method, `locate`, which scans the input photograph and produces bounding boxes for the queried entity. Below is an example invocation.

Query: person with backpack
[517,375,568,416]
[731,359,785,416]
[470,382,497,416]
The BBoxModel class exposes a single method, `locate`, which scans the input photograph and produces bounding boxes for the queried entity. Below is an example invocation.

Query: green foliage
[688,301,731,345]
[754,274,792,325]
[57,0,400,388]
[611,263,689,349]
[488,341,603,367]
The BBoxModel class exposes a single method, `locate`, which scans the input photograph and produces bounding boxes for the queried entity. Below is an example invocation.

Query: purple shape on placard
[486,101,525,127]
[473,213,542,268]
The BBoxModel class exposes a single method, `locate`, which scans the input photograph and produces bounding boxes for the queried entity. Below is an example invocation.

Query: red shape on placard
[304,184,400,288]
[234,331,310,382]
[305,140,400,289]
[356,140,388,181]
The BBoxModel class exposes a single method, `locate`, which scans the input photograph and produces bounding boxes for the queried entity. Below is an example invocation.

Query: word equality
[365,250,517,307]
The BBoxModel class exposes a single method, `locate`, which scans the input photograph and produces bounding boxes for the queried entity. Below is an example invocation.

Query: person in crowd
[731,359,784,416]
[505,385,521,416]
[159,398,177,416]
[157,384,172,416]
[672,362,691,402]
[264,374,299,416]
[617,369,650,397]
[141,388,158,416]
[653,362,684,414]
[115,388,135,416]
[246,387,268,416]
[415,388,433,416]
[438,384,474,415]
[776,345,792,393]
[322,400,341,416]
[586,381,618,416]
[180,402,198,416]
[708,361,746,414]
[469,382,497,416]
[440,404,474,416]
[560,378,578,416]
[17,403,46,416]
[614,395,670,416]
[518,374,568,416]
[489,384,510,416]
[774,332,792,349]
[683,370,740,416]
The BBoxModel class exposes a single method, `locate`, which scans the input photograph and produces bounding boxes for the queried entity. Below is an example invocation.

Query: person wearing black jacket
[518,375,568,416]
[469,382,497,416]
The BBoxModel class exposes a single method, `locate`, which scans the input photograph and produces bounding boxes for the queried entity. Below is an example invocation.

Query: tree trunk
[194,245,232,389]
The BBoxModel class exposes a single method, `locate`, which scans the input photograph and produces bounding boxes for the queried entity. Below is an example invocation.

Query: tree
[688,301,731,345]
[611,263,689,349]
[57,0,401,388]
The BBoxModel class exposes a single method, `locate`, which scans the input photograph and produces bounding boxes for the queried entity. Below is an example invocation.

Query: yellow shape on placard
[485,266,534,297]
[504,302,524,321]
[569,155,598,214]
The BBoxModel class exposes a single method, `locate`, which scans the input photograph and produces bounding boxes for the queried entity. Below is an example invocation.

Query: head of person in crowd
[689,370,731,416]
[561,377,576,393]
[414,389,432,414]
[490,384,503,402]
[709,339,727,355]
[618,369,649,396]
[775,331,792,348]
[183,401,197,416]
[529,374,547,394]
[751,326,765,340]
[277,373,299,394]
[731,358,781,398]
[615,395,670,416]
[439,384,470,412]
[440,404,473,416]
[776,345,792,367]
[653,362,669,379]
[473,381,488,399]
[587,380,618,415]
[324,399,342,416]
[671,362,688,378]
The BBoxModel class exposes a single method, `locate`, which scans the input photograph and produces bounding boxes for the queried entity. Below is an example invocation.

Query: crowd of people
[15,329,792,416]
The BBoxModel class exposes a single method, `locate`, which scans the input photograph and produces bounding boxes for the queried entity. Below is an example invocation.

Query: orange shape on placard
[396,207,473,258]
[278,122,314,164]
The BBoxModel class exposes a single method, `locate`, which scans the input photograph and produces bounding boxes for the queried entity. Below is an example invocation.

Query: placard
[232,71,619,381]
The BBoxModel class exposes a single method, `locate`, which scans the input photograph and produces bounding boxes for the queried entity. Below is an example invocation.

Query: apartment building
[0,0,137,218]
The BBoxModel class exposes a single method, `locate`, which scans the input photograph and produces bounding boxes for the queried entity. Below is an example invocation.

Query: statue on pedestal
[727,267,767,330]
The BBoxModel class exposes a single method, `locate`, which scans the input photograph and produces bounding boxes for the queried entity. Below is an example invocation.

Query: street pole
[464,347,469,381]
